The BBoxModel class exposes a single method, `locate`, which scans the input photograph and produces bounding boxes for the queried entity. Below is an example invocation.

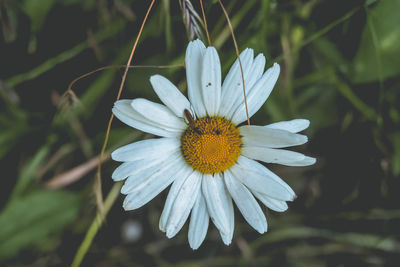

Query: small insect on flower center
[181,110,242,174]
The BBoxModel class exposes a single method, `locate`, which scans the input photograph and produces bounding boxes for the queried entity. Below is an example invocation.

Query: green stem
[71,182,122,267]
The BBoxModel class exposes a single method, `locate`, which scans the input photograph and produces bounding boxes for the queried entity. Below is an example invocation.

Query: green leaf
[0,190,81,260]
[351,0,400,83]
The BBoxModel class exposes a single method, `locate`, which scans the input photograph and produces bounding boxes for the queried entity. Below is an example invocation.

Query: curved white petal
[225,171,268,233]
[113,100,181,137]
[246,54,266,91]
[219,182,234,246]
[265,119,310,133]
[121,160,170,195]
[240,125,308,148]
[165,171,202,238]
[159,166,194,232]
[112,157,168,181]
[201,47,221,116]
[224,53,267,119]
[242,146,315,166]
[186,39,207,118]
[120,152,181,195]
[238,156,297,196]
[122,153,184,210]
[231,63,280,125]
[202,174,232,237]
[291,156,317,166]
[188,192,209,250]
[219,48,254,117]
[150,74,191,118]
[252,191,288,212]
[131,98,186,130]
[231,156,296,201]
[111,137,180,162]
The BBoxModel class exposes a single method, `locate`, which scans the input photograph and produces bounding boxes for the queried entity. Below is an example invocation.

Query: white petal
[159,166,194,232]
[112,157,166,181]
[240,125,308,148]
[219,49,254,117]
[150,75,191,118]
[188,192,209,250]
[291,156,317,166]
[122,154,184,210]
[231,156,296,201]
[238,156,297,195]
[246,53,266,91]
[113,100,181,137]
[225,171,268,233]
[219,183,234,246]
[111,137,180,162]
[131,98,187,130]
[186,39,207,118]
[120,152,181,195]
[252,191,288,212]
[224,53,267,119]
[265,119,310,133]
[201,47,221,116]
[121,161,167,195]
[242,146,315,166]
[165,172,202,238]
[202,174,232,237]
[231,63,280,125]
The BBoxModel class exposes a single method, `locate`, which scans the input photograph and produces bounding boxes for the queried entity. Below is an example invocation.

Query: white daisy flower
[111,39,316,249]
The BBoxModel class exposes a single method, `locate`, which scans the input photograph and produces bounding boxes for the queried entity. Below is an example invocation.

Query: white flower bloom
[111,39,316,249]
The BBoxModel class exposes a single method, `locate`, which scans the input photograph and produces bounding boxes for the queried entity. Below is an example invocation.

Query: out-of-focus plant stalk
[179,0,204,41]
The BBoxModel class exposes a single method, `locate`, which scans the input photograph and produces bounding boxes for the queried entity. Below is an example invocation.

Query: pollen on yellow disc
[181,116,242,174]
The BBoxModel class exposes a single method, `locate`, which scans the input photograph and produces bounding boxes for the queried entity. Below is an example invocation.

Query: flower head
[111,39,315,249]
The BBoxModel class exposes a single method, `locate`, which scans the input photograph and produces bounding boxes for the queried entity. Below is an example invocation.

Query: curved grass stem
[94,0,155,216]
[71,182,122,267]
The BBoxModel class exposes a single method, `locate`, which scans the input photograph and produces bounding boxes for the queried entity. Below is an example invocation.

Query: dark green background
[1,0,400,266]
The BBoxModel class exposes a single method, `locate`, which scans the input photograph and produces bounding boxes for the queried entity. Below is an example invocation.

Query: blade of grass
[70,182,122,267]
[330,71,379,121]
[273,3,375,63]
[365,6,384,119]
[213,0,255,49]
[6,22,124,88]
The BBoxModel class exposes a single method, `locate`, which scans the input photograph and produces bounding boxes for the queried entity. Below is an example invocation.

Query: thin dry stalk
[218,0,250,125]
[45,153,109,189]
[95,0,155,216]
[199,0,211,45]
[61,63,185,110]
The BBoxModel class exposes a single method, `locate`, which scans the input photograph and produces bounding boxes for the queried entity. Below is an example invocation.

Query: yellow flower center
[181,116,242,174]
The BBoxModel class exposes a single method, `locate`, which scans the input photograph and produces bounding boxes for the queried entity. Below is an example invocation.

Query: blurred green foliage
[0,137,80,261]
[0,190,80,260]
[351,0,400,83]
[1,0,400,266]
